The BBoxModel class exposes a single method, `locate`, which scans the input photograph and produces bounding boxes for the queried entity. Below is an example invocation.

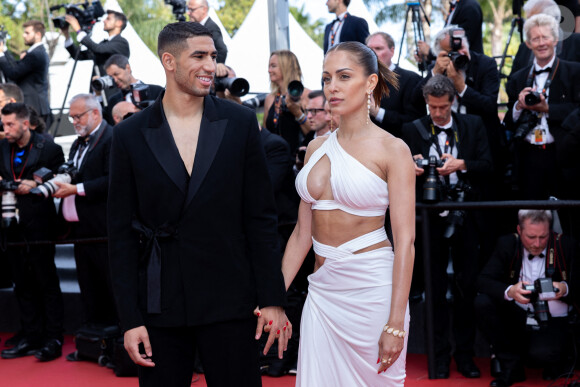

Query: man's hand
[417,40,431,57]
[437,153,465,176]
[216,63,228,78]
[285,93,303,119]
[0,40,5,52]
[445,60,466,93]
[15,179,37,195]
[52,181,77,198]
[254,306,292,359]
[553,281,567,300]
[433,51,451,75]
[124,326,155,367]
[65,15,81,33]
[413,155,424,176]
[507,281,532,304]
[516,87,535,111]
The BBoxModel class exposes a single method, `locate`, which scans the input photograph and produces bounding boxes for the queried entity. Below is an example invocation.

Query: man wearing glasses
[304,90,330,144]
[0,103,65,362]
[187,0,229,77]
[52,94,117,353]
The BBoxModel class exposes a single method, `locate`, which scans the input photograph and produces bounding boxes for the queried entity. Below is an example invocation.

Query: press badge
[534,128,545,144]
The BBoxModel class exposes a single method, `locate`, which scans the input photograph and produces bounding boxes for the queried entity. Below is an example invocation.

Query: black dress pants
[8,244,64,341]
[139,318,262,387]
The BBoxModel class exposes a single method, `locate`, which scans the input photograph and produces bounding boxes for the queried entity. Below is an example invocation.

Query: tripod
[497,16,524,78]
[52,48,81,137]
[398,1,430,76]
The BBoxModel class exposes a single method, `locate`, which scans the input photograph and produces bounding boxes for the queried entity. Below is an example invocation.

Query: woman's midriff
[311,209,391,273]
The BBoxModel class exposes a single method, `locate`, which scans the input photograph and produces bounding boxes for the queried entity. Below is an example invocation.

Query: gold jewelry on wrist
[383,324,405,338]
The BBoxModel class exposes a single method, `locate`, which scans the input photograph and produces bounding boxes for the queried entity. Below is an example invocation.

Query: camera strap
[10,142,34,181]
[526,58,560,98]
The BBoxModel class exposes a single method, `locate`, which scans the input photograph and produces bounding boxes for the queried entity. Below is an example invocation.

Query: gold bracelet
[383,324,405,338]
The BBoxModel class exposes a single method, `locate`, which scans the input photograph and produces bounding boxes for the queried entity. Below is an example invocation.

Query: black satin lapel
[1,142,11,177]
[142,120,188,194]
[185,116,227,208]
[26,136,43,173]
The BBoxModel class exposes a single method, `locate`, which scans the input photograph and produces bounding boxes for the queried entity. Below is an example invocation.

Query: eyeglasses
[187,6,204,13]
[68,109,91,123]
[306,108,325,116]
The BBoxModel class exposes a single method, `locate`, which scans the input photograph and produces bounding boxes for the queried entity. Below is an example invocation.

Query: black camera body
[51,1,105,31]
[130,83,155,110]
[164,0,187,21]
[524,91,544,106]
[523,277,560,328]
[30,161,79,199]
[447,28,469,71]
[513,109,539,140]
[242,93,268,110]
[0,180,20,229]
[91,75,115,92]
[416,156,444,203]
[214,77,250,97]
[443,180,472,239]
[280,80,304,113]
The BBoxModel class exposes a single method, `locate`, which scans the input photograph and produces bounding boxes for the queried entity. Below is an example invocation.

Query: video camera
[447,28,469,71]
[0,180,20,229]
[215,77,250,97]
[50,0,105,31]
[523,277,560,328]
[30,161,78,198]
[164,0,187,22]
[415,156,444,202]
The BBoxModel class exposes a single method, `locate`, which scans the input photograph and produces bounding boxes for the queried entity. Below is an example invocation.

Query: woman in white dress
[281,41,416,386]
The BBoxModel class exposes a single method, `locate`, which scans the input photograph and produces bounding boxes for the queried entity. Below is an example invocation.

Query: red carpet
[0,333,576,386]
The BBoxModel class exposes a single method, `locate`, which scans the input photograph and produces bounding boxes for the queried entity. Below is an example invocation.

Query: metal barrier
[417,199,580,379]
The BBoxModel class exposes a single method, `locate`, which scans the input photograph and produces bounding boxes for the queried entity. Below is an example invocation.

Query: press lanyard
[330,13,348,48]
[10,143,33,181]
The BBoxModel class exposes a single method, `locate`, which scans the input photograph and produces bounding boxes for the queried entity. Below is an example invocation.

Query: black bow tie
[435,126,453,136]
[534,67,551,75]
[78,135,90,144]
[528,253,545,260]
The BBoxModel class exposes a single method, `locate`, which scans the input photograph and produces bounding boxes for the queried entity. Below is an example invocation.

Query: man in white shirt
[323,0,369,53]
[476,209,578,386]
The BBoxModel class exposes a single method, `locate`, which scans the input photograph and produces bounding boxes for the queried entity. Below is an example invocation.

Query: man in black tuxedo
[62,10,130,83]
[323,0,369,54]
[104,54,164,124]
[366,32,425,138]
[402,75,493,379]
[0,103,65,362]
[0,21,52,128]
[108,22,288,386]
[187,0,229,77]
[444,0,483,53]
[476,209,578,386]
[52,94,117,334]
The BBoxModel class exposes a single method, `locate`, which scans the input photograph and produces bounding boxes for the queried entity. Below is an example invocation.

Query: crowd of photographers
[0,0,579,385]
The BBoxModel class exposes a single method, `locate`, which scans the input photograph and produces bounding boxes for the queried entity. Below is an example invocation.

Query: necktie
[528,253,545,260]
[534,67,551,75]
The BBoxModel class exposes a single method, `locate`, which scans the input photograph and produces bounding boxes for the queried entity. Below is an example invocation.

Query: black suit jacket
[373,65,425,138]
[478,233,578,305]
[448,0,483,53]
[323,13,369,54]
[0,45,50,116]
[66,34,130,78]
[261,128,299,226]
[205,17,228,64]
[105,83,164,125]
[108,94,286,331]
[0,132,64,240]
[65,121,112,238]
[401,113,493,199]
[510,33,580,79]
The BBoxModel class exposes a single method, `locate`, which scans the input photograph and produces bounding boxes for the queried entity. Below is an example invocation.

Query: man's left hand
[216,63,228,78]
[553,281,567,300]
[445,61,465,93]
[64,15,81,33]
[437,153,466,176]
[53,181,77,198]
[15,179,37,195]
[526,93,549,114]
[254,306,292,359]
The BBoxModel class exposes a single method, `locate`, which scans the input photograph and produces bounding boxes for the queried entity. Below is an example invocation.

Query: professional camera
[447,28,469,71]
[523,277,560,328]
[214,77,250,97]
[91,75,115,92]
[0,25,10,44]
[524,91,545,106]
[30,161,78,199]
[164,0,186,21]
[513,110,539,140]
[0,180,19,228]
[280,80,304,112]
[416,156,444,203]
[130,83,155,109]
[242,93,268,110]
[50,1,105,31]
[443,180,472,239]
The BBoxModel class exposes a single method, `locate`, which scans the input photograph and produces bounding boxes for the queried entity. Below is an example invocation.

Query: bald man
[112,101,139,124]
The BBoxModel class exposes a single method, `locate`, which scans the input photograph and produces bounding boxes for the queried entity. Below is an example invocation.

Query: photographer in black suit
[402,75,493,379]
[0,103,65,362]
[62,10,130,81]
[52,94,117,338]
[366,32,425,138]
[0,21,52,128]
[323,0,369,53]
[187,0,228,77]
[476,209,578,386]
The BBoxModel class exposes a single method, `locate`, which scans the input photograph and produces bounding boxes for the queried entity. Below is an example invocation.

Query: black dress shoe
[1,338,40,359]
[490,378,509,387]
[457,358,481,378]
[435,361,450,379]
[4,332,24,347]
[34,339,62,362]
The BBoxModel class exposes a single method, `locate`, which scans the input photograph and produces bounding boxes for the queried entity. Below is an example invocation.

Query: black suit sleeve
[0,50,41,83]
[82,131,111,201]
[463,116,493,173]
[108,125,143,330]
[461,56,500,120]
[80,35,130,57]
[263,132,292,194]
[478,235,518,301]
[206,19,228,64]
